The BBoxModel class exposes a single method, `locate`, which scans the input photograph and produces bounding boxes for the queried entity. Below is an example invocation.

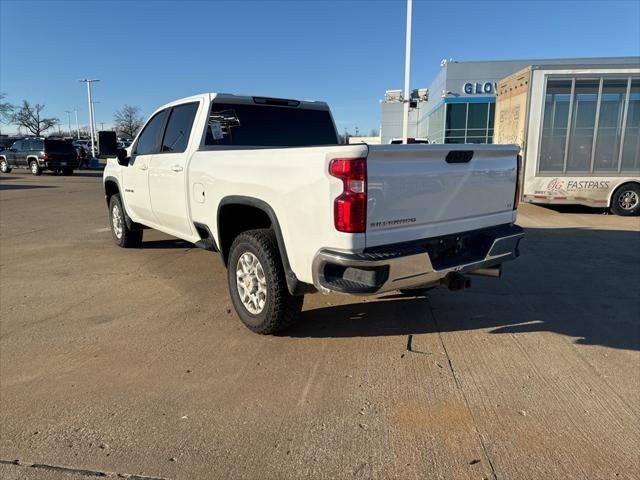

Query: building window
[593,79,627,172]
[445,103,467,143]
[538,75,640,175]
[488,103,495,143]
[539,79,572,172]
[443,102,493,144]
[427,104,445,143]
[567,79,599,172]
[466,103,489,143]
[621,79,640,172]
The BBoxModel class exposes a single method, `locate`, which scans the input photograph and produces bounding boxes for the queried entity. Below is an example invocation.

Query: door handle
[139,164,148,171]
[171,165,183,172]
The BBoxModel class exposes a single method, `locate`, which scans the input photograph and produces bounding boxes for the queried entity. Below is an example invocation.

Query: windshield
[205,102,338,147]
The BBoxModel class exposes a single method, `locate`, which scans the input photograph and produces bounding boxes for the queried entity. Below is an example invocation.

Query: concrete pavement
[1,171,639,479]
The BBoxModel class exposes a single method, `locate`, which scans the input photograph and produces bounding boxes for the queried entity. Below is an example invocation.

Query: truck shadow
[70,171,105,178]
[537,204,609,215]
[285,227,640,352]
[142,239,194,249]
[0,184,58,191]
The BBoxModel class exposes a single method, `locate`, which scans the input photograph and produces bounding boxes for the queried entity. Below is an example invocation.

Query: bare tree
[77,126,92,138]
[113,105,144,139]
[369,128,380,137]
[0,93,14,123]
[11,101,58,136]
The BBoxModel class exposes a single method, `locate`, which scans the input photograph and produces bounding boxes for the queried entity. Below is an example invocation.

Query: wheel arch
[104,176,121,206]
[217,196,315,296]
[104,176,144,231]
[607,180,640,208]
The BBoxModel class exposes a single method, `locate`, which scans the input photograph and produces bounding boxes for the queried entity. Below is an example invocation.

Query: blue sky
[1,0,639,134]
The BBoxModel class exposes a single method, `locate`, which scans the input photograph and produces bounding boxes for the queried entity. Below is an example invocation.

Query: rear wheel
[610,183,640,216]
[109,194,143,248]
[29,160,41,176]
[227,229,303,334]
[0,159,11,173]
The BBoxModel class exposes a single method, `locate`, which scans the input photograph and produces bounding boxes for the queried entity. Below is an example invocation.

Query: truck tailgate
[365,144,519,247]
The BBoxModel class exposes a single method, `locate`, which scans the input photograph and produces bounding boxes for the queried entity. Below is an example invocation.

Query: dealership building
[380,56,640,145]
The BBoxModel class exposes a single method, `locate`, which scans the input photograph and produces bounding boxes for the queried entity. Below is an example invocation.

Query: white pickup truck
[103,93,524,334]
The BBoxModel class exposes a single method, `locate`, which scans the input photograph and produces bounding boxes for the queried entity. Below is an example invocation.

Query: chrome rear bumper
[312,224,524,295]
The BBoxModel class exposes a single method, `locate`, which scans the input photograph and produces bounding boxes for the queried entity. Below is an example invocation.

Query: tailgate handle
[446,150,474,163]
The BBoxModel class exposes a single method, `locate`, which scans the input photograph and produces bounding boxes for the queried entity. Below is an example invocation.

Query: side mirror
[116,148,129,166]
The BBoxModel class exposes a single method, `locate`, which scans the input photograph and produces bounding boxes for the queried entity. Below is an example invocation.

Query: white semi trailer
[494,64,640,216]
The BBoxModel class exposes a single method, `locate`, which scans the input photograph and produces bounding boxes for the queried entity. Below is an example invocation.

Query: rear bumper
[43,160,79,169]
[312,224,524,295]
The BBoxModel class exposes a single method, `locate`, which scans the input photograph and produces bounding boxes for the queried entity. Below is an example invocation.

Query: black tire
[399,287,435,296]
[108,194,143,248]
[610,183,640,216]
[227,229,303,334]
[62,168,74,176]
[29,160,42,176]
[0,158,11,173]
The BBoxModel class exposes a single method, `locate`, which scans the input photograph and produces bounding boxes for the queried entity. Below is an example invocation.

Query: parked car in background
[117,138,133,148]
[104,93,524,334]
[0,138,79,175]
[389,137,430,144]
[73,139,99,156]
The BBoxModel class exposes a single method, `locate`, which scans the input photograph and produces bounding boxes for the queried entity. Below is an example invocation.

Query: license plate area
[425,231,493,270]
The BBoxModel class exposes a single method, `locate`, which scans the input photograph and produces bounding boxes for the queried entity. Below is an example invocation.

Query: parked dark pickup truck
[0,138,79,175]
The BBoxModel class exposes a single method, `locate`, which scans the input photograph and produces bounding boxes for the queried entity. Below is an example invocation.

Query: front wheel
[109,194,143,248]
[0,159,11,173]
[610,183,640,216]
[29,160,41,176]
[227,229,303,334]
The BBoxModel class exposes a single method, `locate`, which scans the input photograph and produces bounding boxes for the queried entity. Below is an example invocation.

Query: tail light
[329,157,367,233]
[41,153,49,161]
[514,154,522,210]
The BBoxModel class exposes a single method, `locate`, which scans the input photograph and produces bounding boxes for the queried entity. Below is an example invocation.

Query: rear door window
[161,103,198,153]
[204,102,338,147]
[135,110,167,155]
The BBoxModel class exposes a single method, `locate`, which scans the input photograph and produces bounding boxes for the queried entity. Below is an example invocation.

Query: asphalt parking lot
[1,170,639,480]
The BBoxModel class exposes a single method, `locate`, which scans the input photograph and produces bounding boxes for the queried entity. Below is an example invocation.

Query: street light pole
[73,109,80,139]
[401,0,413,145]
[79,79,100,157]
[64,110,72,137]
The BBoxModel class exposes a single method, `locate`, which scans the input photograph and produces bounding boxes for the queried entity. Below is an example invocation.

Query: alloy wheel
[235,252,267,314]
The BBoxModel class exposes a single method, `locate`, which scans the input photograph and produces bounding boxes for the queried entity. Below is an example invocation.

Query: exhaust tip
[469,265,502,278]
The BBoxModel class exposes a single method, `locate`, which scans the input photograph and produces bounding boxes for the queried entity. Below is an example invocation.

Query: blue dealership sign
[463,82,498,95]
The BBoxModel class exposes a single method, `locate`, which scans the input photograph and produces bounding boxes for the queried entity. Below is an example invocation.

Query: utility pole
[73,109,80,139]
[401,0,413,145]
[64,110,72,137]
[79,79,99,157]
